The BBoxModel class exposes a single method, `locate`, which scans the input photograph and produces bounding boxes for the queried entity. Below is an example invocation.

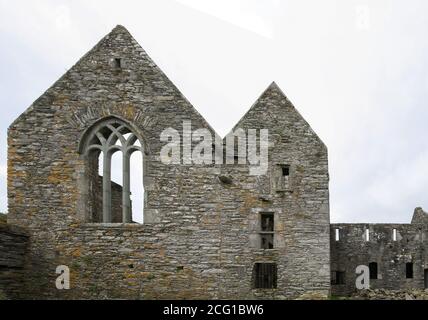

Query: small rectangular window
[406,263,413,279]
[114,58,122,69]
[281,165,290,176]
[335,228,340,241]
[393,229,397,241]
[331,271,345,285]
[261,213,274,232]
[259,213,274,249]
[253,263,277,289]
[260,234,274,249]
[365,229,370,242]
[369,262,378,279]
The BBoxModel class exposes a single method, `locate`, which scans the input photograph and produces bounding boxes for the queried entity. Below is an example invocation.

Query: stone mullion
[102,147,112,223]
[122,151,131,223]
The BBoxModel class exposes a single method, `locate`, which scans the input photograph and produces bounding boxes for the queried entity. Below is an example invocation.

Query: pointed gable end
[9,25,216,137]
[231,81,326,150]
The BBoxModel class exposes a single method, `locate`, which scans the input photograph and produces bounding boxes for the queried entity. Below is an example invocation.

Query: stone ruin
[0,25,426,299]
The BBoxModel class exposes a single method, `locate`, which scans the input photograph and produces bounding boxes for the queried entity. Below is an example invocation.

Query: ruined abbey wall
[6,25,425,300]
[6,25,331,299]
[330,211,428,296]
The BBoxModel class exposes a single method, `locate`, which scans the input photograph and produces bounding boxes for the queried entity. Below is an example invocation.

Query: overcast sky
[0,0,427,223]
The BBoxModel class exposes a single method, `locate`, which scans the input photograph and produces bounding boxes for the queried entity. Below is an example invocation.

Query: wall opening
[369,262,378,279]
[425,269,428,289]
[331,271,345,285]
[281,165,290,176]
[252,263,277,289]
[80,118,145,223]
[130,151,144,223]
[393,228,397,241]
[406,263,414,279]
[274,164,291,191]
[335,228,340,241]
[259,213,274,249]
[365,228,370,242]
[114,58,122,69]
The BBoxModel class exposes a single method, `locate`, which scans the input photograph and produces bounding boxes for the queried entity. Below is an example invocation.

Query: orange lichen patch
[124,272,138,279]
[158,248,165,258]
[48,162,73,185]
[71,248,82,258]
[240,193,259,214]
[275,220,285,231]
[12,191,25,206]
[140,272,155,279]
[122,104,137,120]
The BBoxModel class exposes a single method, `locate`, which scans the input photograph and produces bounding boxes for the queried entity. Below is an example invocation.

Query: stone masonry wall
[0,221,29,299]
[7,25,331,299]
[330,219,428,296]
[7,25,221,299]
[216,83,331,299]
[7,24,425,300]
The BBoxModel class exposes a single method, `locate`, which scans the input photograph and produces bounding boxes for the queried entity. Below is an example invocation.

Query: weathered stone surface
[5,25,331,299]
[411,207,428,224]
[0,222,29,299]
[330,216,428,297]
[351,289,428,300]
[4,25,427,300]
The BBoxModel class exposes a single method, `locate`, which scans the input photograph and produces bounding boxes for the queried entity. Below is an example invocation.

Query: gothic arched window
[79,118,144,223]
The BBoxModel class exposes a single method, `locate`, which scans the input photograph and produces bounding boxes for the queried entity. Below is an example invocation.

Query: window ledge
[275,189,293,193]
[251,288,278,291]
[82,223,143,228]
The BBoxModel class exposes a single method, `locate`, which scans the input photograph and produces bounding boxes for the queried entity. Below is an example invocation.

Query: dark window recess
[424,269,428,289]
[114,58,122,69]
[253,263,277,289]
[261,213,274,232]
[260,234,274,249]
[369,262,378,279]
[281,165,290,176]
[331,271,345,285]
[212,144,217,160]
[260,213,274,249]
[406,263,414,279]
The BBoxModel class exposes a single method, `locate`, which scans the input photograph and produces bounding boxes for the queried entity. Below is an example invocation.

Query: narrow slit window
[393,229,397,241]
[281,165,290,176]
[335,228,340,241]
[114,58,122,69]
[406,263,413,279]
[365,228,370,242]
[331,271,345,285]
[259,213,274,249]
[369,262,378,279]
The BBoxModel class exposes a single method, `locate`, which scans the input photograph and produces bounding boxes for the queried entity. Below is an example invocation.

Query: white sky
[0,0,427,223]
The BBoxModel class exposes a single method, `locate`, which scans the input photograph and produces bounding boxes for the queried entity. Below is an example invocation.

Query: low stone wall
[351,289,428,300]
[0,219,29,299]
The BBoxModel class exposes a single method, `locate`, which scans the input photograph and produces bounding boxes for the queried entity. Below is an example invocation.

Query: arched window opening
[81,118,144,223]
